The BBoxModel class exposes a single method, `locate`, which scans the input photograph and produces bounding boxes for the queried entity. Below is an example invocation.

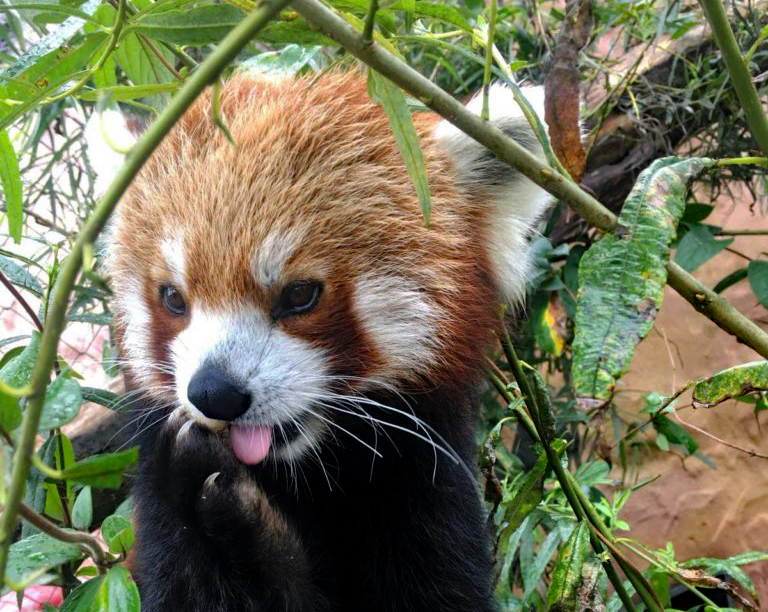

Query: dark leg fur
[131,391,498,611]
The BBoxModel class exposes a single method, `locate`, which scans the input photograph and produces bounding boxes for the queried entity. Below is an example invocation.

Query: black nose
[187,364,251,421]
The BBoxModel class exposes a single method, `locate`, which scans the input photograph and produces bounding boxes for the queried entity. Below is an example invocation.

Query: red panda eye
[160,285,187,316]
[274,281,322,319]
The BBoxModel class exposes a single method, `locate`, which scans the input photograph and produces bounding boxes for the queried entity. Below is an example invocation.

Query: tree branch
[291,0,768,359]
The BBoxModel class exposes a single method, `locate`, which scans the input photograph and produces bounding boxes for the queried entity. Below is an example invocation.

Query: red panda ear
[433,85,553,303]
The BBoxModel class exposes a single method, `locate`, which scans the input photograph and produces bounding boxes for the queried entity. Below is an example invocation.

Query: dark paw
[152,411,249,522]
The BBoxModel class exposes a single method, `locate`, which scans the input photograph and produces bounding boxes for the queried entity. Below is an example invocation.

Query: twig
[480,0,497,122]
[0,0,293,581]
[673,405,768,459]
[698,0,768,155]
[14,502,108,570]
[717,228,768,236]
[362,0,378,45]
[292,0,768,360]
[0,270,42,332]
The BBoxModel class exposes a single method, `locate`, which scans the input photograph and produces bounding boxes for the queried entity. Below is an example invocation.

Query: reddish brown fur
[109,72,498,394]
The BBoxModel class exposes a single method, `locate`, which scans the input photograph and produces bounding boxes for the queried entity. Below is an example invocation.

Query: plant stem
[14,502,109,570]
[716,228,768,236]
[0,0,292,583]
[362,0,378,44]
[292,0,768,360]
[480,0,497,122]
[698,0,768,155]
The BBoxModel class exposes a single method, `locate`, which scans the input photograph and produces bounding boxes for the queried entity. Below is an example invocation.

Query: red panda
[100,72,549,611]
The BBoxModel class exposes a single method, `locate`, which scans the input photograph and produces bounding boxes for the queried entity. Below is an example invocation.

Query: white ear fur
[84,107,137,196]
[434,84,552,303]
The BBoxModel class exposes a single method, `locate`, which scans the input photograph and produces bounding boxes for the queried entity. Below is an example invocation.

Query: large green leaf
[0,129,22,242]
[61,567,140,612]
[6,533,81,587]
[132,5,244,45]
[496,451,547,551]
[39,373,82,430]
[367,69,432,225]
[692,361,768,408]
[571,157,714,408]
[546,521,590,611]
[388,1,471,31]
[61,447,138,488]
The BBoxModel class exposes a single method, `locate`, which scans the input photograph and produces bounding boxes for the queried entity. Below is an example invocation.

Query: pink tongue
[230,425,273,465]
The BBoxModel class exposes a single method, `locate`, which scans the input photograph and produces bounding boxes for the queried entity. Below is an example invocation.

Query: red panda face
[102,73,550,464]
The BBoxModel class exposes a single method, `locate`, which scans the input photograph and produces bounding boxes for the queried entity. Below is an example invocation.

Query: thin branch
[362,0,378,45]
[0,0,293,580]
[673,405,768,459]
[717,228,768,236]
[0,270,42,332]
[292,0,768,360]
[698,0,768,155]
[15,502,108,570]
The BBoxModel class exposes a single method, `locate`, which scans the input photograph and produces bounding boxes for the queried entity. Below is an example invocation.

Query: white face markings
[353,273,438,385]
[161,236,187,292]
[170,308,331,432]
[114,275,154,386]
[253,228,306,287]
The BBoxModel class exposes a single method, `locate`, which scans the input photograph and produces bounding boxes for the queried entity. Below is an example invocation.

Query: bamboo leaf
[692,361,768,408]
[497,451,547,546]
[0,129,22,242]
[572,157,714,408]
[132,5,245,45]
[77,83,179,101]
[367,69,431,225]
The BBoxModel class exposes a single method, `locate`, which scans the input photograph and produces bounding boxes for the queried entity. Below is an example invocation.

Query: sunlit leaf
[367,69,431,225]
[0,129,22,242]
[547,521,590,610]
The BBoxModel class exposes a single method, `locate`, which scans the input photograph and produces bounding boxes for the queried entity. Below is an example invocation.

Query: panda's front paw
[152,411,247,524]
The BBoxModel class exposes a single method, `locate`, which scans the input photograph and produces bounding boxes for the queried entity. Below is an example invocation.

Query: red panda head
[100,72,549,463]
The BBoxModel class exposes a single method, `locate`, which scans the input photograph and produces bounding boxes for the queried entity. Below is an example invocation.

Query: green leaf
[0,254,43,296]
[713,267,748,293]
[112,29,174,108]
[77,83,179,102]
[367,70,431,225]
[0,0,102,79]
[132,5,245,45]
[498,451,547,544]
[256,19,333,45]
[43,434,75,521]
[527,367,556,443]
[0,332,41,431]
[675,224,733,272]
[101,515,134,554]
[747,260,768,308]
[81,387,130,413]
[239,44,323,77]
[72,486,93,530]
[99,567,140,612]
[6,533,82,587]
[61,447,139,488]
[60,576,104,612]
[692,361,768,408]
[546,521,590,610]
[389,1,471,30]
[0,129,22,242]
[0,32,108,131]
[39,374,82,430]
[652,415,698,455]
[572,157,714,408]
[524,527,561,597]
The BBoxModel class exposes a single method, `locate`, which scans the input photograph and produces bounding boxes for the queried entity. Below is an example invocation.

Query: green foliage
[0,0,766,610]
